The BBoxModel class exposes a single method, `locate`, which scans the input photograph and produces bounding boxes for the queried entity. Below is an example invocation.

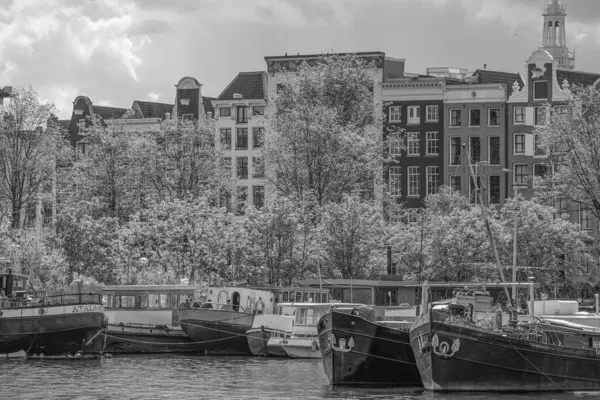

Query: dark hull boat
[104,323,206,353]
[410,299,600,391]
[317,308,422,386]
[178,308,254,355]
[0,294,104,356]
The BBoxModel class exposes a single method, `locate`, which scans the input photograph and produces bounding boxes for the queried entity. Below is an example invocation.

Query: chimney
[484,64,488,70]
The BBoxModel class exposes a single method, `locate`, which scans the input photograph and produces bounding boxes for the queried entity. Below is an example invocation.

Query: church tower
[541,0,575,69]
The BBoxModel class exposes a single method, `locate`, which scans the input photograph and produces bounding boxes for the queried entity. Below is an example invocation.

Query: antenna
[514,33,542,43]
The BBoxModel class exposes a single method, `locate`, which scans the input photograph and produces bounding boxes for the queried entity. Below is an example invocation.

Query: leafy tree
[0,87,69,228]
[536,85,600,219]
[265,54,384,205]
[316,194,386,279]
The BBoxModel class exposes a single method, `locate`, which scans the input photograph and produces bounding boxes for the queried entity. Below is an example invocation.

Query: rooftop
[472,69,524,95]
[557,69,600,88]
[133,101,173,119]
[216,72,266,101]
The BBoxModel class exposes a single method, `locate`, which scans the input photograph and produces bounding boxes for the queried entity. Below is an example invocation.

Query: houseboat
[0,269,105,357]
[178,286,330,355]
[410,281,600,392]
[102,284,203,353]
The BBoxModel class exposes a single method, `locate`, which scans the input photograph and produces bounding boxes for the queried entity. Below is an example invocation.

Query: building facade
[212,72,267,215]
[382,76,445,209]
[443,83,508,205]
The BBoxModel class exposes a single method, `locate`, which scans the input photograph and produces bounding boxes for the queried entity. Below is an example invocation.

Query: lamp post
[503,168,519,304]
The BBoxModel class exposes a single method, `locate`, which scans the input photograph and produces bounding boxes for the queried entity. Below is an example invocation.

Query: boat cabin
[0,270,28,298]
[102,285,202,327]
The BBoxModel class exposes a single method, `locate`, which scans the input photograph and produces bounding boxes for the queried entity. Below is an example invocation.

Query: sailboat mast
[462,144,512,303]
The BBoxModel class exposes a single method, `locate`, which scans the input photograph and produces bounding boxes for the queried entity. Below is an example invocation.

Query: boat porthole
[38,308,46,316]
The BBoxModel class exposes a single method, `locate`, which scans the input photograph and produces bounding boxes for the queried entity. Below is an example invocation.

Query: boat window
[282,291,288,302]
[148,294,160,308]
[102,295,112,307]
[171,293,179,309]
[136,295,148,308]
[309,292,315,302]
[303,291,309,302]
[116,295,136,308]
[295,292,302,302]
[160,294,169,308]
[306,308,315,324]
[295,308,307,324]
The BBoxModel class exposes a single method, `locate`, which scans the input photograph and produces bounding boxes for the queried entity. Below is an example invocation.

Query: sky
[1,0,599,119]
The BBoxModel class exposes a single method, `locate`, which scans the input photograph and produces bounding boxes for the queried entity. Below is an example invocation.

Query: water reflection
[1,355,599,400]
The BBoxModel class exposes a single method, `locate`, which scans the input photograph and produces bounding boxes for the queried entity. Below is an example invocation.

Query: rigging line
[103,333,240,346]
[502,334,565,391]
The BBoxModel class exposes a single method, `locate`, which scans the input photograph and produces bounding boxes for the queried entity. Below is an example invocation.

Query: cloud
[148,92,161,101]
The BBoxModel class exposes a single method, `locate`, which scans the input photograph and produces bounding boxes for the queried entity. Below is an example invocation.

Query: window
[407,166,420,197]
[450,109,461,127]
[488,109,500,126]
[389,106,401,123]
[469,176,482,204]
[534,134,544,156]
[407,106,420,124]
[219,107,231,117]
[236,106,248,123]
[78,119,86,134]
[252,106,265,116]
[514,106,525,124]
[222,157,232,176]
[389,166,401,196]
[426,132,439,155]
[182,114,194,121]
[76,141,87,154]
[236,186,247,215]
[252,156,264,178]
[252,127,264,148]
[237,157,248,179]
[389,132,402,156]
[514,164,528,186]
[469,109,480,126]
[253,186,264,209]
[469,137,480,164]
[426,166,439,195]
[450,176,461,193]
[220,128,231,150]
[236,128,248,150]
[488,137,500,165]
[514,134,525,154]
[555,198,569,220]
[276,84,285,94]
[534,81,549,100]
[580,206,592,231]
[407,133,420,156]
[426,105,439,122]
[489,176,500,204]
[450,137,461,165]
[535,106,547,125]
[533,163,548,187]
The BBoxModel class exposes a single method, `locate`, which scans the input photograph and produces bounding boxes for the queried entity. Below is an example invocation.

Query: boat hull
[178,308,254,355]
[104,324,205,353]
[410,310,600,392]
[283,338,320,359]
[0,304,104,356]
[246,327,270,356]
[317,310,422,386]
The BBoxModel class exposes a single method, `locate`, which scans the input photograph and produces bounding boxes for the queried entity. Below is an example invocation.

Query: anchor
[328,334,354,353]
[431,333,460,358]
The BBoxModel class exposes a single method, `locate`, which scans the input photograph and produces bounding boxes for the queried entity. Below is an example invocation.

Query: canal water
[1,355,599,400]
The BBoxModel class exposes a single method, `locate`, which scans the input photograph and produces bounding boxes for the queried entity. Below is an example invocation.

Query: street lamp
[503,168,519,304]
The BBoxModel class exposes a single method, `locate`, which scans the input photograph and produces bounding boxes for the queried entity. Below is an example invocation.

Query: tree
[536,85,600,219]
[144,116,227,205]
[0,86,69,229]
[316,194,386,279]
[64,111,150,221]
[264,54,384,205]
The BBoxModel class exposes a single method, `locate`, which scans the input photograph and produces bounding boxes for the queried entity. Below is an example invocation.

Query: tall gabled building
[212,72,267,215]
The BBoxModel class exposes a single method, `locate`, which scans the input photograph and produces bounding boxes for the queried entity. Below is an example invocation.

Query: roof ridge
[134,100,173,106]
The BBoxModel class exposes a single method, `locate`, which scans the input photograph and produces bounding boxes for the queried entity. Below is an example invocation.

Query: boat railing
[178,301,249,313]
[2,293,103,308]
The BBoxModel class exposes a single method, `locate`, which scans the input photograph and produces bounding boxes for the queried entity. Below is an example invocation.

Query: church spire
[541,0,575,69]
